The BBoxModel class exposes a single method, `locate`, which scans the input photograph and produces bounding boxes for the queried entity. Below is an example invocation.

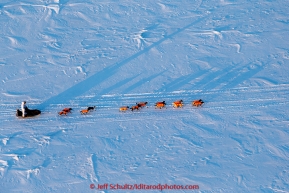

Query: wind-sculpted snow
[1,0,289,192]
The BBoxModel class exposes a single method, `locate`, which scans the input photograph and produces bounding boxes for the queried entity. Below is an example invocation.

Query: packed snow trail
[1,84,288,126]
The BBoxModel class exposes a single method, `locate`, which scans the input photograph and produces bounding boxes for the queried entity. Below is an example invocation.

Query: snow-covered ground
[1,0,289,192]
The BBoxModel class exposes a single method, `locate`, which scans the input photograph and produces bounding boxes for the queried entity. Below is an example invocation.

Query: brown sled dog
[192,99,204,107]
[119,106,129,112]
[130,104,141,111]
[155,101,166,109]
[172,100,183,108]
[137,102,148,108]
[58,108,72,116]
[80,106,96,114]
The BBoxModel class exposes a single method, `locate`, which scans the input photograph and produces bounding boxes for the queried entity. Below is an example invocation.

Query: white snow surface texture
[1,0,289,192]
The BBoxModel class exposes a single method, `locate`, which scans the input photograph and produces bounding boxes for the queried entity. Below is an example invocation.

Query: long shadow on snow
[122,71,165,94]
[160,70,208,92]
[98,74,140,96]
[39,17,205,109]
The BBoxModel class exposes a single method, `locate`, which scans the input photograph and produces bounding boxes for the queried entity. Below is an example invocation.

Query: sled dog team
[18,99,204,117]
[57,99,204,115]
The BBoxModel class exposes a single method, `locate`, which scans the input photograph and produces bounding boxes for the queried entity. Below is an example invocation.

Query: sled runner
[16,108,41,118]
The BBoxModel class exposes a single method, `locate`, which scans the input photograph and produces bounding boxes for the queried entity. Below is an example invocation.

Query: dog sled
[16,108,41,118]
